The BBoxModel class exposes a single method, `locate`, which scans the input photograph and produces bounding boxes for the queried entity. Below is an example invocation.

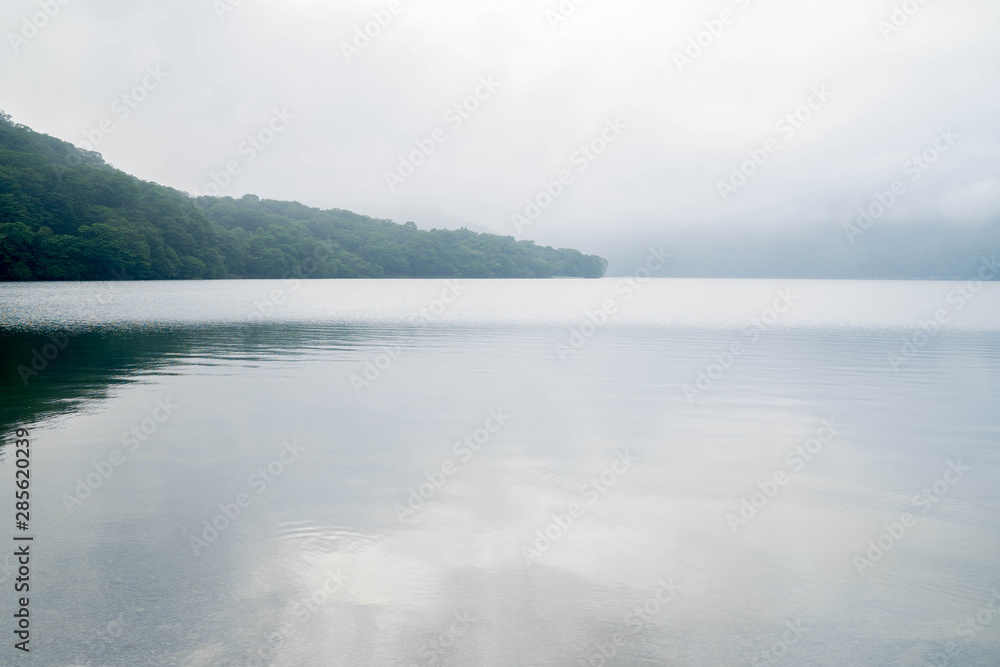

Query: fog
[2,0,997,274]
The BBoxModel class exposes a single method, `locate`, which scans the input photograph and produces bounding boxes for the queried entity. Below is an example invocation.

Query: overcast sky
[2,0,998,266]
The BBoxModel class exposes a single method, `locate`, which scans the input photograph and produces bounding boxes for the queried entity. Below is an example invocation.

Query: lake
[1,278,999,666]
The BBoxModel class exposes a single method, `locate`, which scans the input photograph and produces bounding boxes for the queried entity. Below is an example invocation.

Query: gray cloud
[2,0,997,272]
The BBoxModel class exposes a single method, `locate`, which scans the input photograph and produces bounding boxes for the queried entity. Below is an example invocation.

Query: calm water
[1,279,999,666]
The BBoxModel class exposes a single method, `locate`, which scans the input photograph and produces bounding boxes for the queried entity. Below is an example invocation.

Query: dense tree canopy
[0,111,607,281]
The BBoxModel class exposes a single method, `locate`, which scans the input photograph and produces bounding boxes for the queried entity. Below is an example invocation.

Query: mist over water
[1,279,999,666]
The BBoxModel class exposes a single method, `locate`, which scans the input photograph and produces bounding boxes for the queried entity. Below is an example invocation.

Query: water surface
[1,279,998,666]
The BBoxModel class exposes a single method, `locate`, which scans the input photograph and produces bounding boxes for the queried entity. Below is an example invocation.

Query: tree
[0,114,608,281]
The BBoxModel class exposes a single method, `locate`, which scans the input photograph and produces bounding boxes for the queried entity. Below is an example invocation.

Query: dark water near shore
[1,279,999,666]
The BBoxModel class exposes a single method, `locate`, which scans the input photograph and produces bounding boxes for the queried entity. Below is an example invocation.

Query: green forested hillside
[0,111,607,280]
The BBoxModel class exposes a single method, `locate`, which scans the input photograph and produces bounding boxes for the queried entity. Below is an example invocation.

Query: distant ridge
[0,111,607,281]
